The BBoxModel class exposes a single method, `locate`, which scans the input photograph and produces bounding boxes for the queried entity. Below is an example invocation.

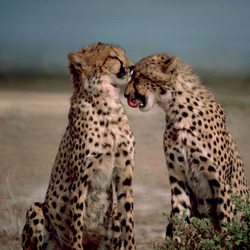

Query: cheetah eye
[164,58,172,64]
[108,55,121,62]
[108,55,126,79]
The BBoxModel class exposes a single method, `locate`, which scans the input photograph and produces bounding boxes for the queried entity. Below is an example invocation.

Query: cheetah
[124,53,249,233]
[22,42,136,250]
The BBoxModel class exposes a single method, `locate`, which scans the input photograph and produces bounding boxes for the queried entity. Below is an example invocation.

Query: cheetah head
[124,54,180,111]
[68,42,134,93]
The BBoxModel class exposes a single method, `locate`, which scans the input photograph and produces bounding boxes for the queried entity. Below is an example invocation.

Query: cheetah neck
[69,79,126,132]
[99,75,120,100]
[71,75,123,109]
[162,70,216,128]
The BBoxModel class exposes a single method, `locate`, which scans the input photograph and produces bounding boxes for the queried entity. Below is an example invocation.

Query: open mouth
[127,97,145,108]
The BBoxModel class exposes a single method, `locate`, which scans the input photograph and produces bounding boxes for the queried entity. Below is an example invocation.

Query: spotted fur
[124,53,249,232]
[22,43,136,250]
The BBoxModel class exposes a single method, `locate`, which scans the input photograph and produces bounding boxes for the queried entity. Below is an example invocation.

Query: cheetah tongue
[127,97,141,108]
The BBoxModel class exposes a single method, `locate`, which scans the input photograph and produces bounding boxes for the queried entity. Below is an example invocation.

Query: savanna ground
[0,75,249,249]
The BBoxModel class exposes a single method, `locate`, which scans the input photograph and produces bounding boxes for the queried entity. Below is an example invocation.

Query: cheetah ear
[67,52,86,71]
[162,56,180,73]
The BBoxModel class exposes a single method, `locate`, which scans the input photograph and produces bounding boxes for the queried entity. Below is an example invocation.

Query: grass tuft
[154,193,250,250]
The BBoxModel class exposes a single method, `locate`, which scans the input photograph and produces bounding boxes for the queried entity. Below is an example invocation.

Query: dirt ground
[0,78,249,249]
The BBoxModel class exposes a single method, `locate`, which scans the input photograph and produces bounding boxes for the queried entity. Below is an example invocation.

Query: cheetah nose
[129,65,135,72]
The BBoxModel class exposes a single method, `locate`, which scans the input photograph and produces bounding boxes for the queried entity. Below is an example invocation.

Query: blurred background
[0,0,250,77]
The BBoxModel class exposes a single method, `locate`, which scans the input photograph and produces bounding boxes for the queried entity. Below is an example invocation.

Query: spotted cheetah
[124,53,249,233]
[22,43,136,250]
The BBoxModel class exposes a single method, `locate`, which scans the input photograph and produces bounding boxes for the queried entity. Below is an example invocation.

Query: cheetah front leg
[165,148,194,236]
[167,168,193,236]
[114,146,136,250]
[22,202,54,250]
[187,151,234,230]
[168,170,193,218]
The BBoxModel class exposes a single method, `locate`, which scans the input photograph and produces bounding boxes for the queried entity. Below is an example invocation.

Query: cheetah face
[104,52,134,87]
[124,54,179,112]
[67,43,134,92]
[124,73,156,112]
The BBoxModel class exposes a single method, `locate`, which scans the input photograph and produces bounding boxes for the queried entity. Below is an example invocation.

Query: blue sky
[0,0,250,75]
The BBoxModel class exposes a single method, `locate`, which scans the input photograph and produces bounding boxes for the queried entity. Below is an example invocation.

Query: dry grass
[0,174,25,250]
[0,203,24,249]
